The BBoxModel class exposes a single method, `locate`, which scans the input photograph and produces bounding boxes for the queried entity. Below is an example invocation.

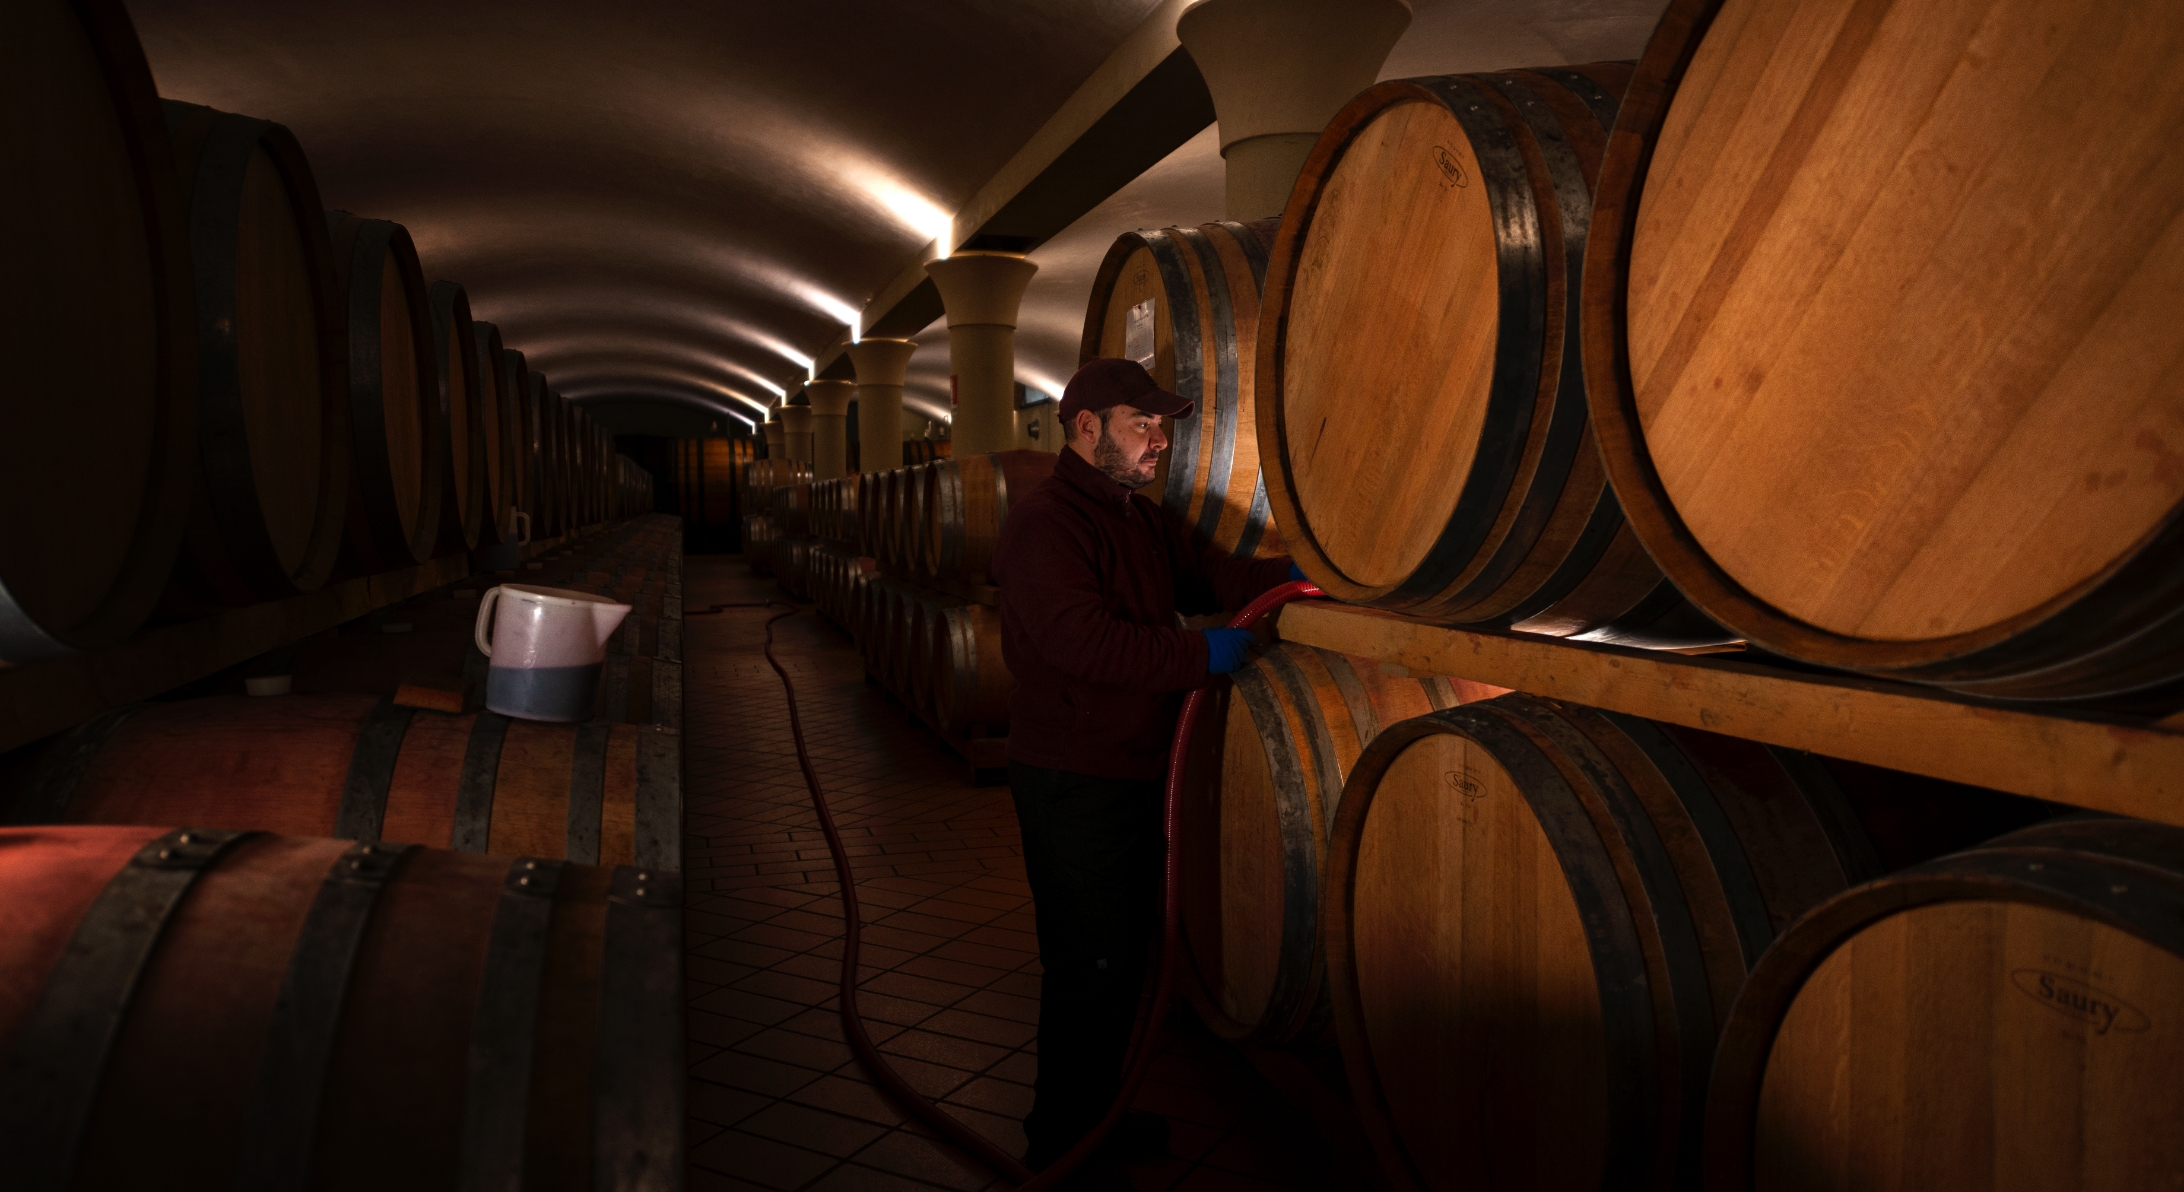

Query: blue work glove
[1288,563,1308,583]
[1201,628,1255,675]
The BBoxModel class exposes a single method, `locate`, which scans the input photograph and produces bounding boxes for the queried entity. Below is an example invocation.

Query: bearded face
[1085,407,1164,490]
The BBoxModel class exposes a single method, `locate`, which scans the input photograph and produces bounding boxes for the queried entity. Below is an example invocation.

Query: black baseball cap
[1058,357,1194,424]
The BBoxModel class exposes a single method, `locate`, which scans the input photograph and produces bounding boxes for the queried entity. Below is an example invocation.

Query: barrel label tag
[2010,969,2151,1036]
[1126,299,1157,373]
[1432,146,1470,190]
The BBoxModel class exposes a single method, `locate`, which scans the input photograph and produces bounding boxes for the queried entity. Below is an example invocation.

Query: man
[991,357,1299,1187]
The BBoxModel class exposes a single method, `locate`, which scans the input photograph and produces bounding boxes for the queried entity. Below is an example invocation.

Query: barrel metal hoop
[1261,647,1348,833]
[1175,226,1241,548]
[1315,650,1383,750]
[454,713,511,852]
[1228,667,1319,1034]
[1603,712,1782,967]
[1380,78,1550,609]
[333,699,417,844]
[1140,230,1205,518]
[632,728,682,873]
[565,720,611,865]
[1419,704,1661,1178]
[592,867,683,1192]
[9,703,142,825]
[458,857,564,1192]
[1425,74,1605,620]
[0,827,253,1191]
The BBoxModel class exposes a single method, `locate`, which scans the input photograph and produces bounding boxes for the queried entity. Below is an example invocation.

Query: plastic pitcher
[473,583,631,722]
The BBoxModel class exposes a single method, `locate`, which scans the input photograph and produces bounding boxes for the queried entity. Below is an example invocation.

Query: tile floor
[679,555,1362,1191]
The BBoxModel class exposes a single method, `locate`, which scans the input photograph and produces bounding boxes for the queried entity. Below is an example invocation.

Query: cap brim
[1133,387,1195,419]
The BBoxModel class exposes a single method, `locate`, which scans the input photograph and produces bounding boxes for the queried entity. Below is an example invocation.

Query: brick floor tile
[733,1027,857,1073]
[686,1129,836,1190]
[786,1074,914,1128]
[803,1162,952,1191]
[878,1029,1010,1074]
[942,1076,1033,1119]
[738,1100,891,1158]
[687,1078,773,1127]
[689,1049,825,1099]
[849,1130,993,1192]
[860,970,977,1009]
[690,986,808,1027]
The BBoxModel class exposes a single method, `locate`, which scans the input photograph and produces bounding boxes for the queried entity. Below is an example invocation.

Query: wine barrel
[1582,0,2184,700]
[872,469,902,565]
[903,439,953,466]
[1256,67,1733,649]
[929,604,1008,734]
[1326,695,1904,1191]
[1082,219,1284,560]
[1704,816,2184,1191]
[3,694,681,870]
[745,515,778,575]
[327,210,443,571]
[427,281,485,553]
[523,374,561,536]
[933,450,1061,584]
[1180,645,1502,1046]
[0,824,678,1189]
[498,346,531,523]
[470,319,515,544]
[0,0,196,660]
[163,100,348,603]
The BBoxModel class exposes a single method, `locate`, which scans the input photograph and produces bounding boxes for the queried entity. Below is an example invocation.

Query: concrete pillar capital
[924,252,1038,328]
[847,338,918,387]
[1176,0,1411,219]
[761,417,785,460]
[778,405,812,434]
[805,379,856,418]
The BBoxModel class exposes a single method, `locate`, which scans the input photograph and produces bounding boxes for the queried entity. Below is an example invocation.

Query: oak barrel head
[1585,0,2184,699]
[0,0,198,660]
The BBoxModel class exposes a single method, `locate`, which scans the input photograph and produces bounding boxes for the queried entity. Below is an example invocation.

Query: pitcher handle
[475,586,502,658]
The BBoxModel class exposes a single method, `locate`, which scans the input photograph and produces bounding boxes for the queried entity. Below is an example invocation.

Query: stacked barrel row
[4,0,653,665]
[0,5,679,1182]
[1137,2,2184,1188]
[1183,642,2184,1192]
[674,436,756,549]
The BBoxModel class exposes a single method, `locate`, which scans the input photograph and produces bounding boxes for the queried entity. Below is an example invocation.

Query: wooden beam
[818,1,1214,370]
[1279,602,2184,827]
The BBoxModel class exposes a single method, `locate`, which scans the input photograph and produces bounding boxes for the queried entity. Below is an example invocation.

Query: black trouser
[1008,761,1164,1167]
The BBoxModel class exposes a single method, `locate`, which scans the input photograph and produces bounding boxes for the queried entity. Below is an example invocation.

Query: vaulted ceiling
[128,0,1667,437]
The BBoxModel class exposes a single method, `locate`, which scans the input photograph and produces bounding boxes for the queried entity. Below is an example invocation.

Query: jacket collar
[1055,445,1138,512]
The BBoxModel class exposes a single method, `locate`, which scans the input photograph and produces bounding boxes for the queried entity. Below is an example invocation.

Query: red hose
[747,580,1324,1187]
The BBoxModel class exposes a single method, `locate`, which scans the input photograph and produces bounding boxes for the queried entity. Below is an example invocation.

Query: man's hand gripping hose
[713,580,1323,1187]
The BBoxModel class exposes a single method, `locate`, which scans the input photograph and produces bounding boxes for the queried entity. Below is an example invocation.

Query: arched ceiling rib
[127,0,1168,427]
[127,0,1668,435]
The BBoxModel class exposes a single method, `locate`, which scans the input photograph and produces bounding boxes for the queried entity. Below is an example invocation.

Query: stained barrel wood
[498,347,531,523]
[427,281,485,552]
[1325,694,1956,1191]
[470,319,515,544]
[924,602,1007,734]
[1179,644,1500,1045]
[933,450,1060,585]
[1083,220,1284,559]
[1258,67,1733,649]
[1584,0,2184,699]
[0,0,197,659]
[2,694,681,870]
[0,824,679,1190]
[327,210,442,571]
[1704,817,2184,1191]
[162,100,349,603]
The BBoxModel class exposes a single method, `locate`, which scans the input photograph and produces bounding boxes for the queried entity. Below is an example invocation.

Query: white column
[806,379,856,481]
[924,252,1037,457]
[847,338,916,473]
[1176,0,1412,220]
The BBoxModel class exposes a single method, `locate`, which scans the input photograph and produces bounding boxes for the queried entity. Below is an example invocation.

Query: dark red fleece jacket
[992,447,1293,780]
